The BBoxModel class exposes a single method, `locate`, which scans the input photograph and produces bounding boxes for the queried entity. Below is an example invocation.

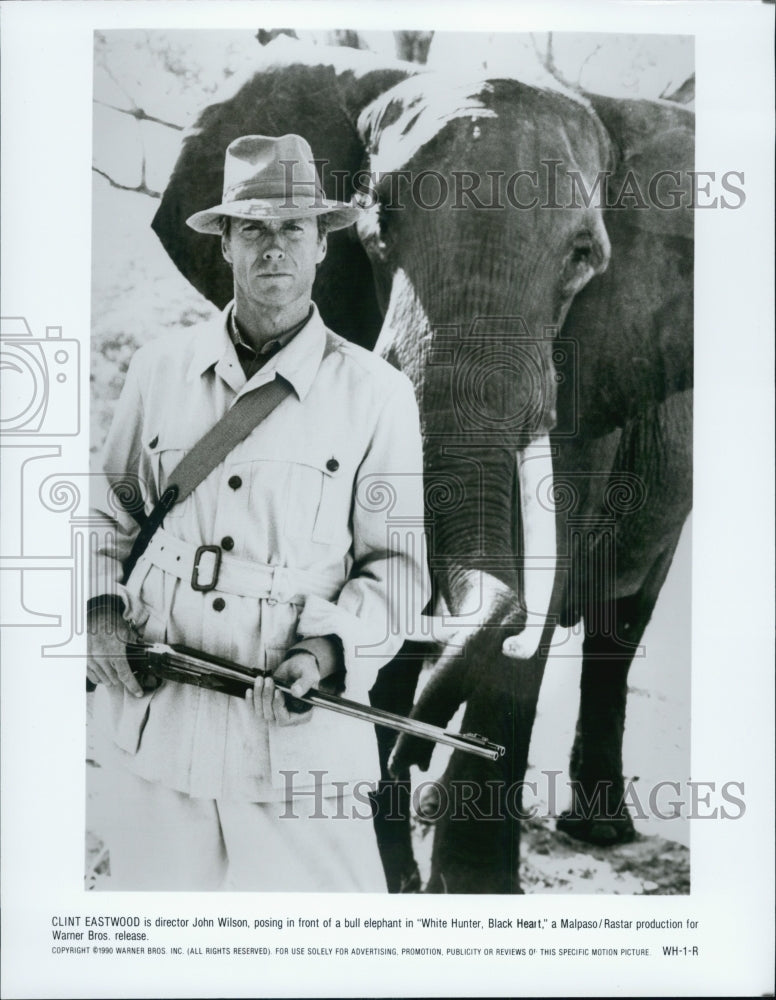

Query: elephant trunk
[423,435,557,657]
[377,270,561,657]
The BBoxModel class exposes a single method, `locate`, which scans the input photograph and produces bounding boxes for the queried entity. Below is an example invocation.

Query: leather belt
[139,528,342,605]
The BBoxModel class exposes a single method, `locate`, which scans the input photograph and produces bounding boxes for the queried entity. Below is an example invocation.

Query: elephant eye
[560,229,602,300]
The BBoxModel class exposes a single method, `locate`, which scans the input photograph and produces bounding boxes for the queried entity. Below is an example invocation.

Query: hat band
[225,178,327,207]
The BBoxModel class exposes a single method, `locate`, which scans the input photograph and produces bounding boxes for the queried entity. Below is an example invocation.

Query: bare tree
[93,33,187,199]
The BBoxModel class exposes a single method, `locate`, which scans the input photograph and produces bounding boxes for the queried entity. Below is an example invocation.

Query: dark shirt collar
[229,306,314,378]
[189,301,329,402]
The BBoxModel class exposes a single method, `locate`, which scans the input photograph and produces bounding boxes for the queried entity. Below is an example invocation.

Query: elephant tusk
[502,435,557,660]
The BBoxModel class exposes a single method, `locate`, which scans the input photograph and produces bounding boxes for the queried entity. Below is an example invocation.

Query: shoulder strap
[119,332,340,584]
[170,333,339,506]
[167,376,292,507]
[121,376,291,582]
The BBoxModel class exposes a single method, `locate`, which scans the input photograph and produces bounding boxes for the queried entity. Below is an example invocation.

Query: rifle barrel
[145,642,504,763]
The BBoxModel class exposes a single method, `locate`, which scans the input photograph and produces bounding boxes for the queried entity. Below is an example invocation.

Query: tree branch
[92,166,161,199]
[95,56,139,111]
[93,97,184,131]
[577,43,603,87]
[531,32,579,92]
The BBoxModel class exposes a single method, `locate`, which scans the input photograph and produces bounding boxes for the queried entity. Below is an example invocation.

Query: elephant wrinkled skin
[152,42,693,894]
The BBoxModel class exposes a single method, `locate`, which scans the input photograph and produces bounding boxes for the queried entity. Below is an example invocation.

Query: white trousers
[102,767,386,892]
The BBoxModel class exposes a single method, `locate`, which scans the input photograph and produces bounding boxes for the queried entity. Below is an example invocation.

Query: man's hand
[247,652,320,726]
[86,605,145,698]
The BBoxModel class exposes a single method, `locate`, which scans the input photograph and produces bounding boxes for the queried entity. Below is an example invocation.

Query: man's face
[222,216,326,312]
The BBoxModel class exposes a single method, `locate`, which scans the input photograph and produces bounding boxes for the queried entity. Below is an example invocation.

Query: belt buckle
[191,545,222,592]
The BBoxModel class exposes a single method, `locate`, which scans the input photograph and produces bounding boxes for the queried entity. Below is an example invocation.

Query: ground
[86,764,689,894]
[410,813,689,896]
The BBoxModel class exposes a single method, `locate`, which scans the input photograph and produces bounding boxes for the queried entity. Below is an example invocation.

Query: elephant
[151,40,694,894]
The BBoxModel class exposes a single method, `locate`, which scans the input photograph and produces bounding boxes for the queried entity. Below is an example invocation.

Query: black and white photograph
[1,2,773,998]
[86,26,698,897]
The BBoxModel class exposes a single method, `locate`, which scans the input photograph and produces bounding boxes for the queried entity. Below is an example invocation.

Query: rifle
[129,641,505,763]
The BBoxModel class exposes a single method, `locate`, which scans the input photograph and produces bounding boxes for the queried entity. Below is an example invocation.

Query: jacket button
[228,475,242,490]
[221,536,234,551]
[212,597,226,612]
[326,458,339,472]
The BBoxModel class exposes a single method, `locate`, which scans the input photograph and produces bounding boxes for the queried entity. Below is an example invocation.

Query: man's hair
[218,215,330,240]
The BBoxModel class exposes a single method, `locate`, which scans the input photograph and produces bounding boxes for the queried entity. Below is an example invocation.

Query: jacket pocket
[242,448,343,547]
[284,456,347,546]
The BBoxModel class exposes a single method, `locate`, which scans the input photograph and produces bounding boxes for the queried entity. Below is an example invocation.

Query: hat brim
[186,198,362,235]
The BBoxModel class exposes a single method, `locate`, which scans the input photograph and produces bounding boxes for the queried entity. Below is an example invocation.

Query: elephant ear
[151,45,412,348]
[561,95,695,433]
[587,93,695,239]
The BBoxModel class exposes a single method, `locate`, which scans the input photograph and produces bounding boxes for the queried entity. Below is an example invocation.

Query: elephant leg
[424,644,548,894]
[558,534,683,845]
[368,642,426,892]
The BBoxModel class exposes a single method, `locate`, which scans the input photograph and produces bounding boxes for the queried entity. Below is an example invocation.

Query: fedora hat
[186,134,362,234]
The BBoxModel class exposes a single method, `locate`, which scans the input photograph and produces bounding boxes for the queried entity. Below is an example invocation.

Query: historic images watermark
[0,317,80,436]
[0,315,86,649]
[274,158,745,212]
[279,769,746,823]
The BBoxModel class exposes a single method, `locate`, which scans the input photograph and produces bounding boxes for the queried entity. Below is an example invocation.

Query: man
[87,134,429,891]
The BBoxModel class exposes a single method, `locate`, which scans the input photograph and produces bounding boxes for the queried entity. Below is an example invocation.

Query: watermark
[278,770,745,822]
[0,316,85,647]
[0,317,80,436]
[281,157,744,212]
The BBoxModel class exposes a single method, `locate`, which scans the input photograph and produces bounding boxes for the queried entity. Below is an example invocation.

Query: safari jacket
[89,303,430,801]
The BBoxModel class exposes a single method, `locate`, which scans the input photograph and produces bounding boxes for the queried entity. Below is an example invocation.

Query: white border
[1,2,774,998]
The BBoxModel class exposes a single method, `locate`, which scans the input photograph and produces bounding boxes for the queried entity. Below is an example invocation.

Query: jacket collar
[188,300,328,402]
